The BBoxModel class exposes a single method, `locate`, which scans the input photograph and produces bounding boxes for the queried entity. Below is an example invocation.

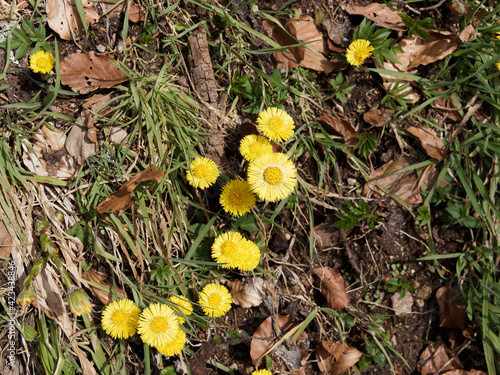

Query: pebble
[416,298,425,308]
[392,291,414,316]
[416,285,433,300]
[96,44,106,53]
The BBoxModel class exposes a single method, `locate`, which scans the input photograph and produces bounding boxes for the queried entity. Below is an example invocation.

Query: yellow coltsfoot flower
[186,157,219,189]
[101,299,141,339]
[211,231,246,269]
[67,287,92,316]
[198,284,232,318]
[247,152,297,202]
[239,134,273,162]
[239,239,261,271]
[219,180,256,216]
[345,39,374,66]
[251,370,273,375]
[157,329,187,357]
[138,303,180,349]
[256,108,295,142]
[30,50,55,74]
[168,295,193,324]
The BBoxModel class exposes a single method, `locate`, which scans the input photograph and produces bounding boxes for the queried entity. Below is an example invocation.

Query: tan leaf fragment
[317,341,362,375]
[418,341,462,375]
[82,268,127,305]
[406,126,448,161]
[313,214,340,252]
[22,125,77,179]
[128,2,145,22]
[363,108,394,127]
[262,16,346,74]
[47,0,99,40]
[61,52,128,94]
[228,278,264,308]
[436,286,466,330]
[443,370,488,375]
[65,111,98,165]
[97,165,164,214]
[312,267,349,311]
[318,113,358,145]
[346,4,406,31]
[250,316,293,365]
[0,213,15,259]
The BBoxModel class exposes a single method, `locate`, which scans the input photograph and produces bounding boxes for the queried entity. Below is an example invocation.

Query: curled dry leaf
[318,113,358,145]
[0,213,15,259]
[317,341,362,375]
[128,2,145,23]
[228,278,264,308]
[312,267,349,311]
[61,52,128,94]
[363,108,394,127]
[97,165,164,214]
[22,125,77,179]
[47,0,99,40]
[262,16,346,74]
[443,370,488,375]
[345,4,406,31]
[418,341,462,375]
[406,126,447,161]
[65,111,98,165]
[313,214,340,252]
[436,286,466,330]
[82,268,127,305]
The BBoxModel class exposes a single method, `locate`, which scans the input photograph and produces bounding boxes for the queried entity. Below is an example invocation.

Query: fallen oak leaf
[317,341,363,375]
[61,52,128,94]
[406,126,448,161]
[97,166,164,214]
[312,267,349,311]
[346,4,406,31]
[47,0,99,40]
[418,341,462,375]
[436,286,466,330]
[228,278,264,308]
[318,113,358,145]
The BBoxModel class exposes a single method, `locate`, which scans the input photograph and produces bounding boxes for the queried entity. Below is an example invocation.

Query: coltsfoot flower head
[239,240,261,271]
[186,157,219,189]
[17,288,37,307]
[497,62,500,71]
[219,180,256,216]
[198,284,232,317]
[138,303,180,349]
[240,135,274,162]
[251,370,273,375]
[346,39,374,66]
[101,299,141,339]
[247,152,297,202]
[158,329,186,357]
[212,231,246,269]
[30,50,55,74]
[168,295,193,324]
[67,287,92,316]
[256,108,295,142]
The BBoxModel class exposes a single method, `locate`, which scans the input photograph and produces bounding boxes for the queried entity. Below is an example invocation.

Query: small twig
[419,0,447,12]
[393,0,421,15]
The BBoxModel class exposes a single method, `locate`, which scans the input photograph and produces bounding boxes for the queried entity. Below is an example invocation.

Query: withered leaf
[250,316,292,365]
[406,126,447,161]
[97,166,164,214]
[317,341,362,375]
[61,52,128,94]
[346,4,406,31]
[436,286,466,330]
[312,267,349,311]
[47,0,99,40]
[228,278,263,308]
[65,111,98,165]
[418,341,462,375]
[363,108,394,127]
[318,113,358,145]
[82,269,127,305]
[0,214,14,259]
[443,370,488,375]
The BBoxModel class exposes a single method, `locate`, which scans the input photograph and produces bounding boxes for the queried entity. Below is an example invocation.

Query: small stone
[412,280,421,289]
[416,298,425,308]
[392,291,414,316]
[416,285,433,300]
[96,44,106,53]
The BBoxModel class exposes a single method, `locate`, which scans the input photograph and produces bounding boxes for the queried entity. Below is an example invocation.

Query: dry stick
[393,0,421,14]
[419,0,447,11]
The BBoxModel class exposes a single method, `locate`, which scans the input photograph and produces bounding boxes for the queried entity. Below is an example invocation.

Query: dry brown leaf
[47,0,99,40]
[250,316,293,365]
[82,269,127,305]
[0,214,14,259]
[318,113,358,145]
[312,267,349,311]
[262,16,346,74]
[436,286,466,330]
[61,52,128,94]
[443,370,488,375]
[317,341,362,375]
[97,165,164,214]
[313,214,340,252]
[128,2,145,22]
[22,125,77,179]
[65,111,98,165]
[228,278,264,308]
[418,341,462,375]
[363,108,394,127]
[346,4,406,31]
[406,126,448,161]
[321,19,349,47]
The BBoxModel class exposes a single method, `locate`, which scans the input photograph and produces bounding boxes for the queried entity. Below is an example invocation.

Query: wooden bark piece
[187,26,228,171]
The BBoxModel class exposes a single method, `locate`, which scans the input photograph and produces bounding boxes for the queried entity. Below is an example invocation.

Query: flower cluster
[212,231,260,271]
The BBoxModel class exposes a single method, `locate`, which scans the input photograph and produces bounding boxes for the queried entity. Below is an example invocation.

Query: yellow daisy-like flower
[240,134,274,162]
[101,299,141,339]
[168,295,193,324]
[252,370,273,375]
[256,108,295,142]
[186,157,219,189]
[219,180,256,216]
[497,62,500,71]
[345,39,374,66]
[138,303,180,349]
[247,152,297,202]
[198,284,232,318]
[497,32,500,40]
[240,240,261,271]
[212,231,246,269]
[158,329,186,357]
[29,50,55,74]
